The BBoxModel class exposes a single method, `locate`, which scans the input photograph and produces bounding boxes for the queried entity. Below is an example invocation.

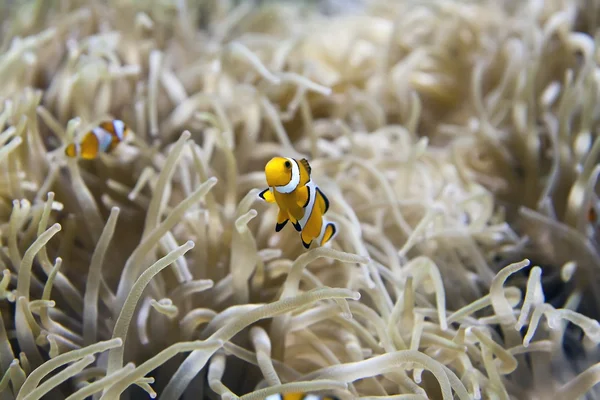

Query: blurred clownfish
[588,203,598,225]
[265,393,340,400]
[258,156,338,249]
[587,200,600,231]
[64,119,129,160]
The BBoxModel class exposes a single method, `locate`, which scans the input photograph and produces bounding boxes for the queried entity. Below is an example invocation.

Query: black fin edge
[275,220,288,232]
[292,221,302,232]
[328,222,337,239]
[300,158,312,175]
[258,188,270,200]
[301,239,311,249]
[320,222,337,246]
[303,186,311,208]
[317,187,330,213]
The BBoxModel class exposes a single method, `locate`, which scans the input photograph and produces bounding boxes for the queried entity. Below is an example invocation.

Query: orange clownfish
[265,393,340,400]
[587,200,600,230]
[258,156,338,249]
[64,119,129,159]
[588,203,598,225]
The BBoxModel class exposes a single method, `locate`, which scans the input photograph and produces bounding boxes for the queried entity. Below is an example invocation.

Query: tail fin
[319,221,338,247]
[64,143,77,158]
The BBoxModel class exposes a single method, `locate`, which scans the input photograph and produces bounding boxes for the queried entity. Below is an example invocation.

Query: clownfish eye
[284,160,291,168]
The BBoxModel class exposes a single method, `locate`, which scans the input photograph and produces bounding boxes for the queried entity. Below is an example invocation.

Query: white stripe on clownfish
[113,119,126,141]
[92,127,114,153]
[296,179,317,231]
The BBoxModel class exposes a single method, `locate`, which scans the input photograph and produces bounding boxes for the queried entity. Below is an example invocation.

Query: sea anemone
[1,0,600,399]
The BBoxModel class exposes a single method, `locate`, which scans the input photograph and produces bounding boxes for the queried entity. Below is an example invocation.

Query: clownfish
[64,119,129,159]
[587,200,600,231]
[265,393,340,400]
[588,203,598,225]
[258,156,338,249]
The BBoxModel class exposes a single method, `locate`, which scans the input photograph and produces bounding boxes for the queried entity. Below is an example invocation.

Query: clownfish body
[265,393,340,400]
[588,203,598,225]
[258,156,338,249]
[64,119,129,160]
[587,199,600,239]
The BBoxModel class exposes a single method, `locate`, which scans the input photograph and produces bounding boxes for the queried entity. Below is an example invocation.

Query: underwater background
[1,0,600,399]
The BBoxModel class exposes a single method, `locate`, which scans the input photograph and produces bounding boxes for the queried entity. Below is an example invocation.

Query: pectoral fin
[258,188,275,203]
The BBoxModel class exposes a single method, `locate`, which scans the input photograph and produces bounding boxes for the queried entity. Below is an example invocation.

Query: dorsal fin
[300,158,312,175]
